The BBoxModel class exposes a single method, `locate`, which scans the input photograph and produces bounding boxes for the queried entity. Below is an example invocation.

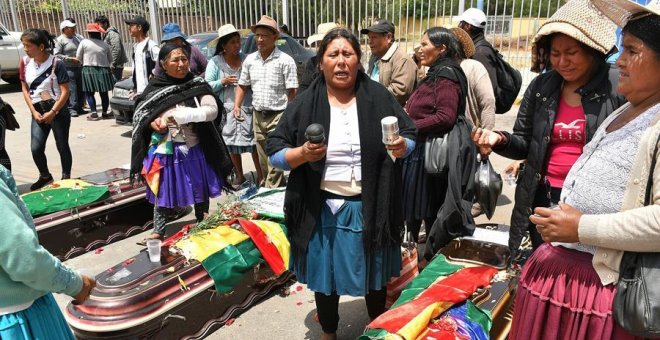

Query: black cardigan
[266,73,417,267]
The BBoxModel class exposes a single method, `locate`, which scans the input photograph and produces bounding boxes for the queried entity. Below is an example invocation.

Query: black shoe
[87,112,100,121]
[30,174,54,191]
[101,112,112,120]
[62,173,71,180]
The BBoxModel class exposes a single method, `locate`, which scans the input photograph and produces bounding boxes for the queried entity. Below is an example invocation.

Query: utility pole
[148,0,160,43]
[61,0,70,20]
[282,0,288,29]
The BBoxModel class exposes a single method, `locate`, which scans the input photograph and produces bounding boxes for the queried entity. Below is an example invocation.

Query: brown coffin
[34,168,154,260]
[65,243,294,339]
[439,223,517,340]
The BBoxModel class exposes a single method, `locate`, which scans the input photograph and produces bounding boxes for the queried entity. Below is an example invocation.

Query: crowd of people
[1,0,659,339]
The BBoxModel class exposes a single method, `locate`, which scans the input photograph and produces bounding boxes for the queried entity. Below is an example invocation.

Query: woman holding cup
[266,28,416,339]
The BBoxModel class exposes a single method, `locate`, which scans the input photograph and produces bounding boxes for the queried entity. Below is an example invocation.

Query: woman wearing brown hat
[518,0,660,338]
[472,0,626,257]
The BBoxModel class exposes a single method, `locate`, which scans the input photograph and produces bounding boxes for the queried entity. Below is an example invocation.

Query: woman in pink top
[472,0,626,255]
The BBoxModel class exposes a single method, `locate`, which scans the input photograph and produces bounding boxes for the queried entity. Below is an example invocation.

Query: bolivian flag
[141,132,173,196]
[175,219,289,293]
[360,255,497,340]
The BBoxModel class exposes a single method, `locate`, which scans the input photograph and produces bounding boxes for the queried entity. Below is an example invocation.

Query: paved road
[1,80,519,339]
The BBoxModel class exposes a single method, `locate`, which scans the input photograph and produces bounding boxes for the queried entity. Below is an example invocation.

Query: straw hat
[307,22,340,46]
[531,0,617,72]
[450,27,475,58]
[211,24,240,46]
[590,0,660,27]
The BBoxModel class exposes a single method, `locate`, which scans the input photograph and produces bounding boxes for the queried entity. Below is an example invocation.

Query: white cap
[60,20,76,31]
[453,8,487,29]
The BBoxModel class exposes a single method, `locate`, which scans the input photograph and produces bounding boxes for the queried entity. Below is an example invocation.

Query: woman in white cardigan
[511,0,660,339]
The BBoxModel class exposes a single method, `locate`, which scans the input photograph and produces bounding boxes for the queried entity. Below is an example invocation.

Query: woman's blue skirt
[293,196,402,296]
[0,293,75,340]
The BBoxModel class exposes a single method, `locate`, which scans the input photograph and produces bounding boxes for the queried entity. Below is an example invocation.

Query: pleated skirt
[82,66,115,92]
[401,142,447,221]
[145,143,223,208]
[510,243,641,340]
[0,293,75,340]
[293,195,402,297]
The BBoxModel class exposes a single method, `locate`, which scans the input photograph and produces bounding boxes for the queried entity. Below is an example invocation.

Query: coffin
[32,168,154,260]
[440,223,517,339]
[360,223,517,340]
[65,219,294,340]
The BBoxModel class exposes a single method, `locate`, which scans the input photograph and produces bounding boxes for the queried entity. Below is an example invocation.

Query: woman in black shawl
[130,42,232,244]
[266,28,416,339]
[402,27,476,261]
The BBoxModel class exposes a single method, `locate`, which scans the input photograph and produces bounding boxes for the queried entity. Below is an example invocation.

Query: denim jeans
[111,67,124,82]
[31,109,72,177]
[67,67,84,114]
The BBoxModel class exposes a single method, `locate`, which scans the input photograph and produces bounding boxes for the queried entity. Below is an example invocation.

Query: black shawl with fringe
[129,75,233,188]
[266,72,417,271]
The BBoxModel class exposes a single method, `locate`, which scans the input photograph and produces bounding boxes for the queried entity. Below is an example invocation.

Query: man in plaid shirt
[234,15,298,188]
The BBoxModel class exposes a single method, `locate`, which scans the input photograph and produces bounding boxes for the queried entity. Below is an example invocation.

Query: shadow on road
[303,298,370,339]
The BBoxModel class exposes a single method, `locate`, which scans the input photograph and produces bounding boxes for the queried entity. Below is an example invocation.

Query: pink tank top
[546,97,586,188]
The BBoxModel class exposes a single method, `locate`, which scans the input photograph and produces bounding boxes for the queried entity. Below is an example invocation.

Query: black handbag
[424,132,449,175]
[423,70,463,176]
[612,133,660,337]
[0,97,19,131]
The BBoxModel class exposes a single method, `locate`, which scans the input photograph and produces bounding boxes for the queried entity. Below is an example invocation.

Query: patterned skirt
[293,193,402,297]
[510,243,641,340]
[145,143,223,208]
[82,66,115,92]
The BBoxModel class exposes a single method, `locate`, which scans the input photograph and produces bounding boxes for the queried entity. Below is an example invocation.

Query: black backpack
[476,40,522,114]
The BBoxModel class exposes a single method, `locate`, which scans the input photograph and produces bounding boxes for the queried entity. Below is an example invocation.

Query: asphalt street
[0,79,519,339]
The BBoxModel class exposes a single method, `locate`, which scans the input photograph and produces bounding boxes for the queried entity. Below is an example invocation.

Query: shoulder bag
[612,132,660,337]
[424,69,465,176]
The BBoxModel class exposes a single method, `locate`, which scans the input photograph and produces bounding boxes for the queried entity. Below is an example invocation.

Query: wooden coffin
[65,226,294,339]
[439,223,517,340]
[33,168,155,260]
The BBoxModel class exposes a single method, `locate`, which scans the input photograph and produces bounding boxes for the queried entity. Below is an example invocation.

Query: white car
[0,22,24,84]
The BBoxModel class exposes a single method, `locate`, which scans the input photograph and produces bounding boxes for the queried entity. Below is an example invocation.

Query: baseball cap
[60,20,76,31]
[453,8,487,29]
[360,19,395,34]
[161,22,186,42]
[125,15,150,32]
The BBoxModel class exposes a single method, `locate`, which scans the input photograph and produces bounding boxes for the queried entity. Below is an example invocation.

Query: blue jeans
[31,109,72,177]
[67,67,84,114]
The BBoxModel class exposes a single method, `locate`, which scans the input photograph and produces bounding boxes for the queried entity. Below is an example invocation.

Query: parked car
[0,22,25,84]
[110,32,314,125]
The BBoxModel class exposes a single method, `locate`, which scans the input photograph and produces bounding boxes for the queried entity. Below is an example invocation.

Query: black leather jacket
[493,62,627,255]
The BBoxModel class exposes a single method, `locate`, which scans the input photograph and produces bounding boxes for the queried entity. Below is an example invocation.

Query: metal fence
[1,0,567,87]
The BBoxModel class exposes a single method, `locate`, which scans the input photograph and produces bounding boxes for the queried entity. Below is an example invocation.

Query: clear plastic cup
[146,239,162,263]
[504,172,517,187]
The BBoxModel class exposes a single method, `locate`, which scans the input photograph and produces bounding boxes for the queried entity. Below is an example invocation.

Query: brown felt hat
[251,15,278,34]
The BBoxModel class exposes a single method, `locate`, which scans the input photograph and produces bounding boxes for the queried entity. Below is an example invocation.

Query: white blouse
[320,103,361,196]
